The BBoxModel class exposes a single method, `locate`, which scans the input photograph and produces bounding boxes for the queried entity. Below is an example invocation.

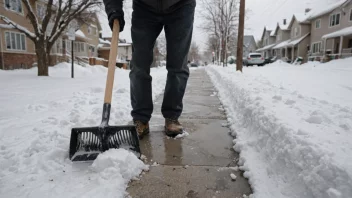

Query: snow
[273,39,291,49]
[206,58,352,198]
[97,12,112,39]
[99,38,111,45]
[75,30,88,40]
[287,33,310,47]
[293,13,311,23]
[256,43,276,52]
[308,0,348,20]
[322,26,352,39]
[174,131,190,139]
[230,173,237,181]
[0,62,167,197]
[0,15,36,38]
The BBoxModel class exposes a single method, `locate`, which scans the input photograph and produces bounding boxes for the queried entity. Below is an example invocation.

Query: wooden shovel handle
[104,20,120,104]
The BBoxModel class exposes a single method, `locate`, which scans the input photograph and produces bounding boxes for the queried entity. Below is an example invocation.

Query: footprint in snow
[285,99,296,105]
[272,95,282,101]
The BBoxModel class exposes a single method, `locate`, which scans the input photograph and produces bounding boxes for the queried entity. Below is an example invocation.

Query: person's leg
[130,2,163,123]
[161,1,196,120]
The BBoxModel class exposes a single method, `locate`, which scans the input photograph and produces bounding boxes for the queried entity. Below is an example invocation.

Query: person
[103,0,196,138]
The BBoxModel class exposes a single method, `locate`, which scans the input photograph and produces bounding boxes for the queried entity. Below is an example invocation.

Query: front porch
[312,26,352,61]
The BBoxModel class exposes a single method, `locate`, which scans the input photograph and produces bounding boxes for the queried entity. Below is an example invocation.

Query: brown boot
[165,118,183,137]
[133,120,150,139]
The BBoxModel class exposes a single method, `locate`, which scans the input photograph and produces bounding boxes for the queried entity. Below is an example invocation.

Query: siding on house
[310,1,352,55]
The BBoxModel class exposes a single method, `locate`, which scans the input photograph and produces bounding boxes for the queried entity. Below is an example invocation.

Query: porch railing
[341,48,352,58]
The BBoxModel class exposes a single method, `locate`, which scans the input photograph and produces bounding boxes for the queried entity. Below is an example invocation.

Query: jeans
[129,0,195,122]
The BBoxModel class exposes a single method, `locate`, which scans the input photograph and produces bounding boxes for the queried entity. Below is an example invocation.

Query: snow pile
[0,63,167,197]
[206,58,352,198]
[90,149,148,195]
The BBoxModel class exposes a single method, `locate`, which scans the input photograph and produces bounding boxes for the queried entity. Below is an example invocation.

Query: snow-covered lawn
[206,58,352,198]
[0,63,167,197]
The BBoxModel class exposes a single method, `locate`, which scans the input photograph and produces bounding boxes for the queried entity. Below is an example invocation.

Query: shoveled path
[128,68,252,198]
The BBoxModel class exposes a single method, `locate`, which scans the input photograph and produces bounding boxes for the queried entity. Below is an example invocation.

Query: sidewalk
[127,68,252,198]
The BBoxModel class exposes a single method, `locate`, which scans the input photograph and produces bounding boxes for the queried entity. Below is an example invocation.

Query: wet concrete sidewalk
[128,68,252,198]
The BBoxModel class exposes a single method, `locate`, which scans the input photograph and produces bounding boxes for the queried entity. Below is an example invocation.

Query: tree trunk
[35,42,49,76]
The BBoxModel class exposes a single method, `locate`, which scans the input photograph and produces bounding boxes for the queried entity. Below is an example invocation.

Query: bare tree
[200,0,239,66]
[0,0,101,76]
[188,42,200,62]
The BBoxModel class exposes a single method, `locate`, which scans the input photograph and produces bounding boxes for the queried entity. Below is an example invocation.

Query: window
[315,19,321,29]
[5,31,26,51]
[312,42,321,53]
[36,3,46,21]
[88,26,97,35]
[74,42,86,53]
[350,9,352,21]
[277,34,281,41]
[4,0,22,13]
[329,13,341,27]
[51,38,63,54]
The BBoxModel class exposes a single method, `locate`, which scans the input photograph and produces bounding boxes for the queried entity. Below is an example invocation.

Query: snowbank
[206,58,352,198]
[0,63,167,197]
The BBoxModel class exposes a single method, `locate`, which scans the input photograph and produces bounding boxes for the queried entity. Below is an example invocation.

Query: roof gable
[307,0,350,20]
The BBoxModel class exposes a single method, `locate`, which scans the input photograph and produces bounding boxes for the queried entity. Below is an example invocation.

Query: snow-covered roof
[287,33,310,47]
[257,43,276,52]
[322,26,352,39]
[294,13,310,23]
[308,0,349,20]
[118,43,132,47]
[273,39,291,49]
[97,13,112,38]
[99,38,111,45]
[75,30,89,40]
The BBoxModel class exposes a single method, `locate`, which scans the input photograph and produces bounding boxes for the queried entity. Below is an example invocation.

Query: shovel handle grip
[104,20,120,104]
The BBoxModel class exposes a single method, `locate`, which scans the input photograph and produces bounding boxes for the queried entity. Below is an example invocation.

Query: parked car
[190,62,198,67]
[264,56,277,65]
[243,53,265,66]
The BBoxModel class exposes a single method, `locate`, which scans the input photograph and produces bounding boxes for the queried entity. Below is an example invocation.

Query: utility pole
[236,0,245,72]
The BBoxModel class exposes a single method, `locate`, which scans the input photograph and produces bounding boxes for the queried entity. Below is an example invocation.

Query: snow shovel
[69,20,141,161]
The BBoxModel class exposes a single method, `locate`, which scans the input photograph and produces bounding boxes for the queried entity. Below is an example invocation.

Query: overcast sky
[118,0,341,51]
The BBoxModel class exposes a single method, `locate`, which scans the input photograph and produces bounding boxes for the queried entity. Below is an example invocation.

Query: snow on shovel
[69,20,141,161]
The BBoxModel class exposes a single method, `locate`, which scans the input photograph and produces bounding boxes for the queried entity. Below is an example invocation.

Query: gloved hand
[108,10,125,32]
[103,0,125,32]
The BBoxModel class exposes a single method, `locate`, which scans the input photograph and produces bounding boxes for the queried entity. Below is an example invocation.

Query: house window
[315,19,321,29]
[74,42,86,53]
[88,26,97,35]
[51,38,63,54]
[4,0,22,13]
[350,9,352,21]
[329,13,341,27]
[277,34,281,41]
[312,42,321,53]
[294,27,298,37]
[5,31,26,51]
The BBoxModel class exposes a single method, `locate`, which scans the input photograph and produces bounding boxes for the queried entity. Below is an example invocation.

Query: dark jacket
[104,0,195,17]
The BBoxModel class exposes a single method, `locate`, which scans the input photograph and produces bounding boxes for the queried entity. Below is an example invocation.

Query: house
[96,13,132,66]
[0,0,102,70]
[243,35,257,57]
[272,19,291,59]
[307,0,352,60]
[256,26,277,58]
[98,38,132,63]
[0,0,37,69]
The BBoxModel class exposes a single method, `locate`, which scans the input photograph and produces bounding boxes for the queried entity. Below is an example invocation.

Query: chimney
[283,19,287,25]
[305,8,311,14]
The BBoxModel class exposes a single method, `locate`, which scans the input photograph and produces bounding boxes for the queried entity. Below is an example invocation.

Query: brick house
[0,0,102,70]
[307,0,352,60]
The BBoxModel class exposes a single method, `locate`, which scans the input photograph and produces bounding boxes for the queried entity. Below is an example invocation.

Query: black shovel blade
[69,125,140,161]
